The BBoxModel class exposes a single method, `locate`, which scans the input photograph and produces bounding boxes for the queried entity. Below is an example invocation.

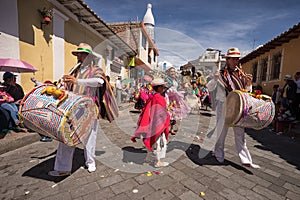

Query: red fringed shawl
[131,93,170,151]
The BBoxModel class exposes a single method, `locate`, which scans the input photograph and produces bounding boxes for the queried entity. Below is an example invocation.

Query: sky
[84,0,300,67]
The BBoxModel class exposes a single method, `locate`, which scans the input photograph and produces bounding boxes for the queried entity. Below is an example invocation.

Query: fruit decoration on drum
[250,89,262,99]
[41,85,69,106]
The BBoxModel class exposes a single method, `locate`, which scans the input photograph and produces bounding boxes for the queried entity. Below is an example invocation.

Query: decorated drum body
[225,90,275,130]
[20,85,98,146]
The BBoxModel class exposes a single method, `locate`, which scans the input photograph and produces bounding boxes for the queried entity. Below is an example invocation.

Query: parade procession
[1,0,300,199]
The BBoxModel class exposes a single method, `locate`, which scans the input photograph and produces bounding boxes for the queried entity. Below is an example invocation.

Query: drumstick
[57,62,81,89]
[68,62,81,75]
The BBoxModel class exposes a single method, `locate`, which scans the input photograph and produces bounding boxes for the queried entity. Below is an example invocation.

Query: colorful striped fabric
[19,85,98,146]
[225,90,275,130]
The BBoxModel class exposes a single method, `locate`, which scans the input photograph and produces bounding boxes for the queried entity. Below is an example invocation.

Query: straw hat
[72,43,93,56]
[223,47,241,58]
[151,78,166,86]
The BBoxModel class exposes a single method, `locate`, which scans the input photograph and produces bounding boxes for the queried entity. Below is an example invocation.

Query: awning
[134,57,152,72]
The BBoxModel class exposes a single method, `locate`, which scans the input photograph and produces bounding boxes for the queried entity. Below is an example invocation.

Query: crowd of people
[271,72,300,133]
[1,45,300,177]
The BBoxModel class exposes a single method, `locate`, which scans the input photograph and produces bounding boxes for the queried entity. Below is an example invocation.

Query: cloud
[85,0,300,64]
[155,27,204,66]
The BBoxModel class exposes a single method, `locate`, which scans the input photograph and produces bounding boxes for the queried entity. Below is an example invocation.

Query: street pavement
[1,102,300,200]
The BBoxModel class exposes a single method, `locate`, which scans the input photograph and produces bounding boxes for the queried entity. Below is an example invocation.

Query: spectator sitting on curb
[0,84,21,132]
[2,72,25,108]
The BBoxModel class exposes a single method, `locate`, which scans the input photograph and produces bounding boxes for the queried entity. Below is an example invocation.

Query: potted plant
[40,8,53,24]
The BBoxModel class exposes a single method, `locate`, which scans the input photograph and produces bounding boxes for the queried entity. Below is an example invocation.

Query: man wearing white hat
[48,43,117,176]
[207,47,260,169]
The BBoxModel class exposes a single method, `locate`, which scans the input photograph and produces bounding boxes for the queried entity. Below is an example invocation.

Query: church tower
[143,3,155,42]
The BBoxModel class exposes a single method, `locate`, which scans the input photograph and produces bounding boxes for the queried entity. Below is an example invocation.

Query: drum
[20,85,98,146]
[225,90,275,130]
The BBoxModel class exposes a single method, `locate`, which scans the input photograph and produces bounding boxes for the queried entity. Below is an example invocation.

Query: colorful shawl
[219,67,247,95]
[72,65,118,122]
[95,68,119,122]
[131,93,170,151]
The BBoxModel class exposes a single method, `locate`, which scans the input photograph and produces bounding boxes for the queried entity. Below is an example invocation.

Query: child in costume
[131,78,170,168]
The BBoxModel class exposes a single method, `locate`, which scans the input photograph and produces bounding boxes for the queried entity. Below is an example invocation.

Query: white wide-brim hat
[223,47,241,58]
[72,43,102,59]
[151,78,166,86]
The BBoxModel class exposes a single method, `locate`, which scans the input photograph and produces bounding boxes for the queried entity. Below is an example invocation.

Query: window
[270,51,281,80]
[142,34,147,50]
[252,61,258,83]
[260,57,268,82]
[105,46,115,61]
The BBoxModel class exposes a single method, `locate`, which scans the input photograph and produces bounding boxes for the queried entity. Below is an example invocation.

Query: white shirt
[116,79,122,90]
[207,79,226,102]
[76,65,104,87]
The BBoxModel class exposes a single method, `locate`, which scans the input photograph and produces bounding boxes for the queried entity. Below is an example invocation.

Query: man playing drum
[207,47,260,169]
[48,43,109,176]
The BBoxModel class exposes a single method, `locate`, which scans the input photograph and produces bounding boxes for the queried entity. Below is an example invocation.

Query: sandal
[154,161,169,168]
[242,163,260,169]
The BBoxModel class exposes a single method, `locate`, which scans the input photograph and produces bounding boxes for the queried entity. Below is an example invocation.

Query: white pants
[116,89,122,106]
[146,133,167,162]
[54,120,98,171]
[214,101,253,164]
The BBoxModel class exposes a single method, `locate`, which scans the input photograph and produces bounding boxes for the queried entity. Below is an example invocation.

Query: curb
[0,103,134,155]
[0,132,40,155]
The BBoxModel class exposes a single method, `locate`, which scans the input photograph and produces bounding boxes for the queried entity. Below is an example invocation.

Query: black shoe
[18,123,25,128]
[40,136,52,142]
[11,126,23,132]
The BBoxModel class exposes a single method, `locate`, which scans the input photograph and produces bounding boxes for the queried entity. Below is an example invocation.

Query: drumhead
[225,91,243,126]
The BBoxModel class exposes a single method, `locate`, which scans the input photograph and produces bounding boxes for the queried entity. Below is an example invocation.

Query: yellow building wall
[243,36,300,95]
[64,19,105,74]
[17,0,107,93]
[18,0,54,93]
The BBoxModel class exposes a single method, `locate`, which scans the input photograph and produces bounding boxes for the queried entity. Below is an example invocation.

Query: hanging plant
[40,8,53,24]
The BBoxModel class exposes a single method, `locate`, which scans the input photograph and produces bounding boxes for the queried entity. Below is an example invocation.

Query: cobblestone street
[1,104,300,200]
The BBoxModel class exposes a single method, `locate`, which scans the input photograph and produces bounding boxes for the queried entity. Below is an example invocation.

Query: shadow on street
[22,148,85,183]
[122,146,147,165]
[185,143,254,174]
[246,128,300,170]
[166,140,253,174]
